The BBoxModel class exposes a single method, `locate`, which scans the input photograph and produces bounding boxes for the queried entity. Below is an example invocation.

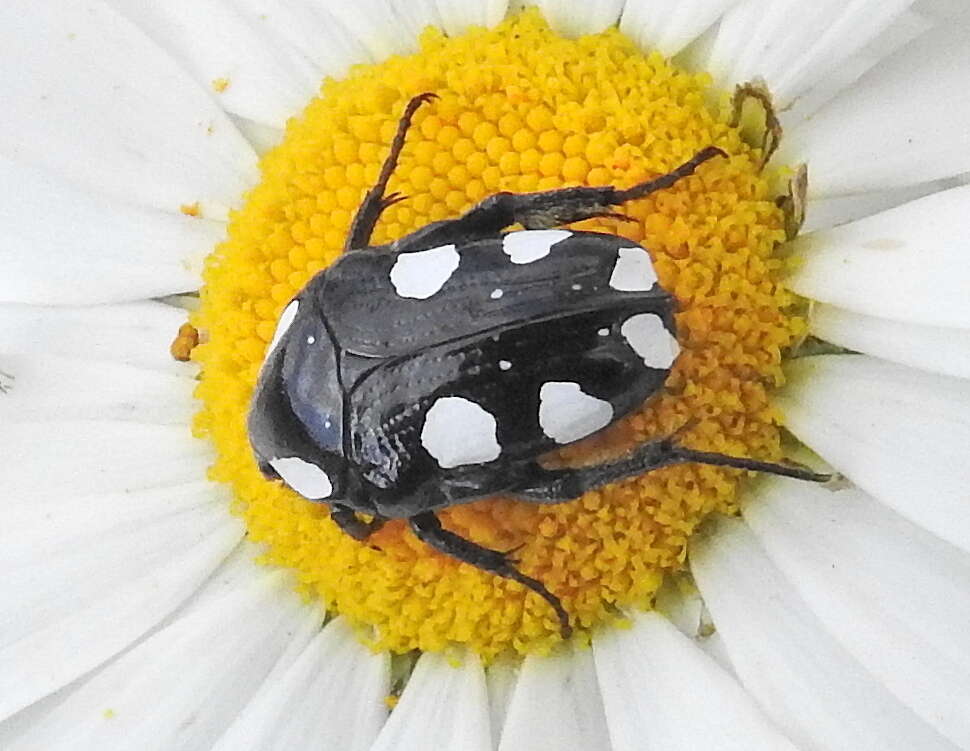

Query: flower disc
[194,10,801,659]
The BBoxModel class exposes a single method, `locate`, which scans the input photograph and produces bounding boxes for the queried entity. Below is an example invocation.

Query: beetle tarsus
[345,92,438,252]
[600,211,638,224]
[409,511,573,639]
[331,504,388,541]
[820,472,851,491]
[665,446,832,483]
[380,191,408,211]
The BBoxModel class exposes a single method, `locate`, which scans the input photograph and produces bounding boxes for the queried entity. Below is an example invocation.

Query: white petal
[620,0,742,57]
[802,176,953,233]
[697,628,738,677]
[781,25,970,197]
[0,1,257,219]
[499,646,610,751]
[919,0,970,25]
[653,579,736,671]
[212,618,390,751]
[0,302,195,375]
[107,1,324,128]
[230,115,285,157]
[787,184,970,329]
[778,355,970,553]
[691,516,957,750]
[370,651,491,751]
[486,658,518,745]
[388,0,445,43]
[534,0,623,37]
[434,0,509,37]
[745,477,970,747]
[320,1,437,60]
[2,560,319,751]
[165,540,270,614]
[809,303,970,379]
[593,611,796,750]
[0,355,194,425]
[0,158,220,305]
[3,480,220,551]
[0,490,243,722]
[232,0,374,84]
[696,0,920,108]
[2,422,213,501]
[780,9,931,124]
[654,578,705,638]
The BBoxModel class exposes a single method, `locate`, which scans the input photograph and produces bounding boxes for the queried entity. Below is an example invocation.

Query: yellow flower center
[193,10,800,659]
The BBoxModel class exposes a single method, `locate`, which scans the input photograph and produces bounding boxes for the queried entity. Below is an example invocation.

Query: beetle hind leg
[409,511,573,638]
[510,439,831,504]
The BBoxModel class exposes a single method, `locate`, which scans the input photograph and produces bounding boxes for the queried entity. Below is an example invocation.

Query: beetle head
[248,298,347,502]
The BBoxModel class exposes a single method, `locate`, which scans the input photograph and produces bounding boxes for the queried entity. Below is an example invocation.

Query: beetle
[248,92,830,636]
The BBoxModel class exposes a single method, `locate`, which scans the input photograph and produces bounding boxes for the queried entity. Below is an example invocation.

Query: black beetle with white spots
[248,93,830,636]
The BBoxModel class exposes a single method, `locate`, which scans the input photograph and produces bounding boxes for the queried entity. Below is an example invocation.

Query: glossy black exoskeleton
[248,93,829,636]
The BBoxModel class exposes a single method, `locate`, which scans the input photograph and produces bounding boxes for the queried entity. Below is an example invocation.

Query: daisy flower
[2,0,969,749]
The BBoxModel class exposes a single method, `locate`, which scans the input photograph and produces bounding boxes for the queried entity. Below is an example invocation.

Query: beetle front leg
[331,504,388,541]
[466,146,727,232]
[409,511,573,637]
[510,440,831,503]
[493,145,727,229]
[396,146,727,249]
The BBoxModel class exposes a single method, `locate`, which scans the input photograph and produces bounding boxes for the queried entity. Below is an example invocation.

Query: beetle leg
[331,504,388,541]
[392,146,727,250]
[344,92,438,252]
[503,145,727,228]
[510,439,831,503]
[609,146,729,204]
[409,511,573,638]
[508,145,728,229]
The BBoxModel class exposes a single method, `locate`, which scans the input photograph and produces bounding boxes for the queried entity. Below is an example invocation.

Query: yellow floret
[193,9,800,660]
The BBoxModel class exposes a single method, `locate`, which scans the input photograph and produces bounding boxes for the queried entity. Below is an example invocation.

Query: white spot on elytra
[490,288,504,299]
[269,456,333,499]
[390,244,460,299]
[538,381,614,445]
[598,327,610,336]
[621,314,680,368]
[502,230,572,264]
[609,247,659,291]
[499,360,512,371]
[268,300,299,355]
[571,283,582,291]
[421,396,501,468]
[307,335,315,344]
